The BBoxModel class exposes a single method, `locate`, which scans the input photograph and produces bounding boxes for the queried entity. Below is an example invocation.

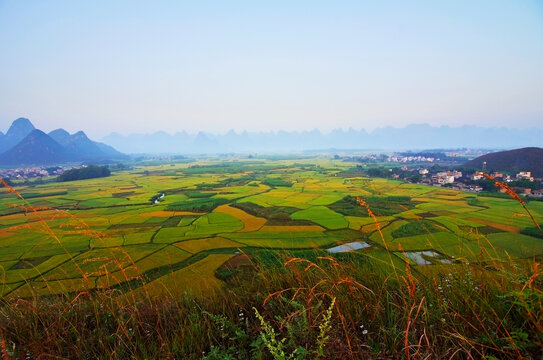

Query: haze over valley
[101,124,543,154]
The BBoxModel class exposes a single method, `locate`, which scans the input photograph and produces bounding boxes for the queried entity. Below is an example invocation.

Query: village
[0,165,84,181]
[412,168,543,197]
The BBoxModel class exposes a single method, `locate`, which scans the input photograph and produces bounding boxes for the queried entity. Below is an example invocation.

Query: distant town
[417,169,542,196]
[353,159,543,198]
[340,148,543,198]
[0,165,84,182]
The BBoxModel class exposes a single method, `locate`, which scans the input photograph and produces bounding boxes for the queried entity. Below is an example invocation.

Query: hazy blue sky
[1,1,542,138]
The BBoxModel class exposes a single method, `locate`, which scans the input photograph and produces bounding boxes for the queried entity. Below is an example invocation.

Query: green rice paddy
[1,157,542,297]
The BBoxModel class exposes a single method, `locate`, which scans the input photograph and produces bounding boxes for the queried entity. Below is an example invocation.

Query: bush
[391,220,441,238]
[167,197,228,212]
[330,195,415,217]
[261,178,293,187]
[57,165,110,182]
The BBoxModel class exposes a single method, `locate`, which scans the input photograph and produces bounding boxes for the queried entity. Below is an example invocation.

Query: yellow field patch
[0,209,64,223]
[174,237,244,253]
[466,218,521,233]
[138,210,204,218]
[413,198,470,208]
[78,190,113,198]
[361,221,390,234]
[345,216,377,230]
[126,254,234,298]
[213,204,266,232]
[96,250,192,288]
[8,277,97,298]
[0,227,22,239]
[265,190,295,198]
[258,225,325,232]
[36,188,69,193]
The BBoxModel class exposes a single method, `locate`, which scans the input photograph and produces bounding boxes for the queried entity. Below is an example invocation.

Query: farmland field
[1,157,542,298]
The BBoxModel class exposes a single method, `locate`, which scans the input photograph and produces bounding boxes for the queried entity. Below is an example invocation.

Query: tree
[57,165,111,182]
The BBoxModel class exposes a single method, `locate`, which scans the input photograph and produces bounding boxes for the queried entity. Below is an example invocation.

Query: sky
[1,0,542,138]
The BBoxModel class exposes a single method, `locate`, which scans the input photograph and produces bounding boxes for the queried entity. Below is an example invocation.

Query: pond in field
[154,193,165,204]
[327,241,371,253]
[403,251,452,265]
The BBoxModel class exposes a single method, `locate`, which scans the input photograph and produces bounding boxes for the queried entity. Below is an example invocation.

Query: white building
[434,172,455,184]
[532,189,543,197]
[451,171,463,179]
[516,171,534,182]
[471,172,484,181]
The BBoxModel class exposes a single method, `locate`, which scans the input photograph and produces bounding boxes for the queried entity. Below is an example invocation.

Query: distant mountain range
[2,117,542,168]
[102,124,543,154]
[463,147,543,177]
[0,118,126,166]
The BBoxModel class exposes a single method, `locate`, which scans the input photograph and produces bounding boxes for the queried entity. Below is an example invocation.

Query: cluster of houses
[415,169,543,197]
[470,171,535,182]
[419,170,484,191]
[0,166,81,180]
[432,170,463,185]
[388,155,436,163]
[489,171,543,197]
[417,169,463,185]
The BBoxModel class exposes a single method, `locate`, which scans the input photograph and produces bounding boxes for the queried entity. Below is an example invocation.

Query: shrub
[57,165,110,182]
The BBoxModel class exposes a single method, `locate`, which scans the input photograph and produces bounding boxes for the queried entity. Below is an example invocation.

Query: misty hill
[0,118,35,153]
[64,131,110,160]
[102,124,543,154]
[48,128,72,146]
[94,142,126,158]
[49,128,125,159]
[0,118,127,166]
[463,147,543,177]
[0,129,70,165]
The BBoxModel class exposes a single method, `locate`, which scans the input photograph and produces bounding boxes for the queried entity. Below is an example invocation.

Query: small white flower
[362,329,368,335]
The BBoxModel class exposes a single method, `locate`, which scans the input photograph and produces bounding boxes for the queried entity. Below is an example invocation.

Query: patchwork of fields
[1,158,542,298]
